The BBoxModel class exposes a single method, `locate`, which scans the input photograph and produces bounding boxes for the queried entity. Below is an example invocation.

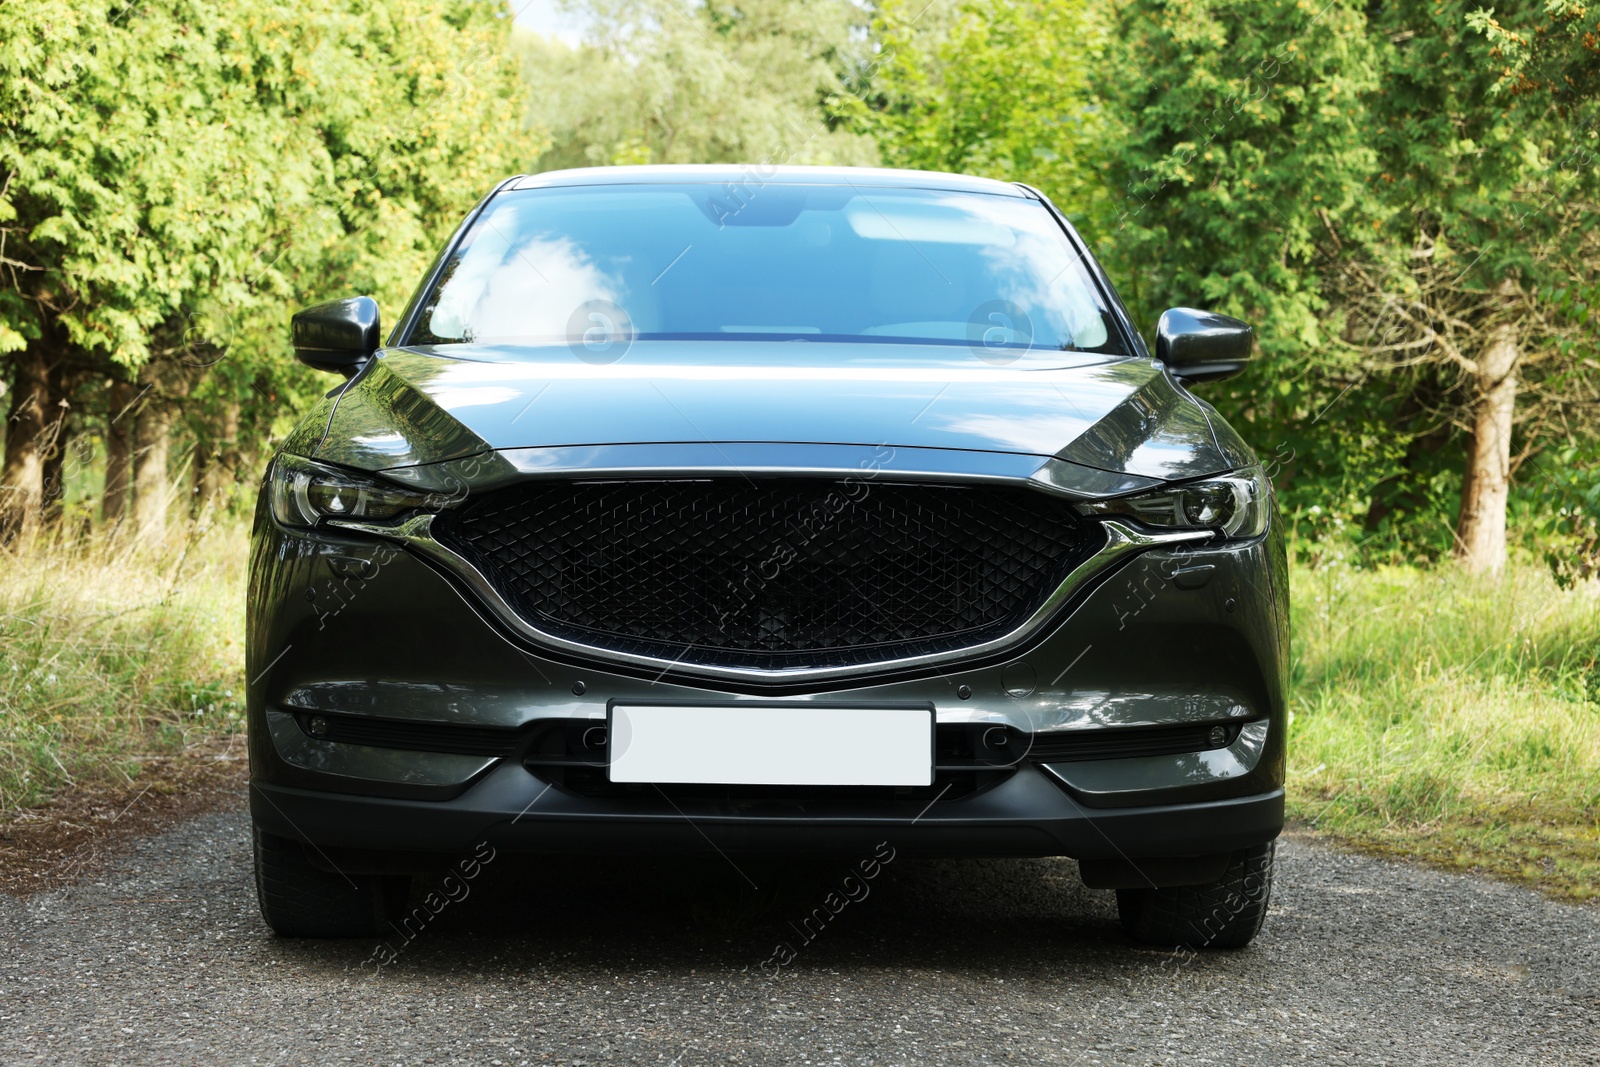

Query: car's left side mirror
[1155,308,1253,384]
[291,296,380,376]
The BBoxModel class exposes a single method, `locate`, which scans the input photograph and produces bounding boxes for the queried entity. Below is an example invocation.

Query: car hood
[303,342,1253,487]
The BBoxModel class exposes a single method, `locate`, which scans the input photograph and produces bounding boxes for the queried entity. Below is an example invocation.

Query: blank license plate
[607,704,934,786]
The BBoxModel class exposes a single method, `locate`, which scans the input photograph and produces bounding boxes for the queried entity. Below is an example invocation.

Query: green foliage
[1355,0,1600,304]
[1,0,532,367]
[841,0,1109,220]
[1313,1,1600,564]
[520,0,877,169]
[1089,2,1391,539]
[881,0,1600,566]
[1518,442,1600,585]
[1094,0,1380,347]
[0,0,541,516]
[1468,0,1600,109]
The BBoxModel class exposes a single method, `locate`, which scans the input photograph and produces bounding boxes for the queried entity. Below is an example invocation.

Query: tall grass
[1289,553,1600,898]
[0,521,246,810]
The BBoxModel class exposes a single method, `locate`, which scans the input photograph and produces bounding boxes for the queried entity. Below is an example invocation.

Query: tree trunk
[192,400,241,516]
[39,420,68,524]
[1454,310,1520,574]
[39,359,73,525]
[191,442,209,518]
[0,344,51,541]
[131,376,174,548]
[103,379,137,527]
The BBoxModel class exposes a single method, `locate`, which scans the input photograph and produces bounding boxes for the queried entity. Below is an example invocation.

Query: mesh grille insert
[436,479,1098,671]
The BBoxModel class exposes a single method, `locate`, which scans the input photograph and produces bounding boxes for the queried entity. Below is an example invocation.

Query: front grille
[435,478,1099,671]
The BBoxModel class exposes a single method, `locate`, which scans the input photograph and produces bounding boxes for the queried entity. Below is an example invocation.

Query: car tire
[1115,842,1274,949]
[253,827,409,938]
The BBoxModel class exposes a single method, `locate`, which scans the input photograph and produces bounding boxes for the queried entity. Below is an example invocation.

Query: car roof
[507,165,1028,198]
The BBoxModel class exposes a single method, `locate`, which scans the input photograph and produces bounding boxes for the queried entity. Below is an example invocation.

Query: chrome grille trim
[329,509,1210,685]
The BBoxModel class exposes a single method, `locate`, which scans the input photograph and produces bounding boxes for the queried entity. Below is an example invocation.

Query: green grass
[0,521,246,811]
[1288,553,1600,900]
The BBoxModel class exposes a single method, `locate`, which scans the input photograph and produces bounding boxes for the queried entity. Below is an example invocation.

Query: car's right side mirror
[1155,308,1254,384]
[291,296,380,376]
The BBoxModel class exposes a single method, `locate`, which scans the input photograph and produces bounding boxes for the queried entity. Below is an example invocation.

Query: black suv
[249,165,1285,948]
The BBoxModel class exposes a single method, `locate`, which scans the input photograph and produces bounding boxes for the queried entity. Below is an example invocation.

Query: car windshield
[407,183,1123,354]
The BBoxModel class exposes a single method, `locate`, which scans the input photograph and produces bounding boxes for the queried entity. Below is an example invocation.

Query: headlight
[1076,467,1271,539]
[269,454,438,528]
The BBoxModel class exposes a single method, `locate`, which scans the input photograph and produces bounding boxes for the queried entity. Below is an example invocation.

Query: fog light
[1206,724,1229,747]
[307,716,331,739]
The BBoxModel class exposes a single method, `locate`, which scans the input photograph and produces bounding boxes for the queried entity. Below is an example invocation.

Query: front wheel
[253,827,409,937]
[1115,842,1275,949]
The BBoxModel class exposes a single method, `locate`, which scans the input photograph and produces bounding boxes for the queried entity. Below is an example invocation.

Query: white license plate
[607,704,934,786]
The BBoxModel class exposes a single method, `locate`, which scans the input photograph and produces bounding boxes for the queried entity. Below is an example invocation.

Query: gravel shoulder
[0,738,246,896]
[1,797,1597,1066]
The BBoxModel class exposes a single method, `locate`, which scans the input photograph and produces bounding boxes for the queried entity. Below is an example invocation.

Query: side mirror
[1155,308,1253,384]
[291,296,380,375]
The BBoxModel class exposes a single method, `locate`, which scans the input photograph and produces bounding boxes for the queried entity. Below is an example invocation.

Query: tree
[1090,0,1380,348]
[1471,0,1600,107]
[0,0,538,542]
[1052,0,1392,538]
[1327,0,1600,572]
[519,0,878,169]
[858,0,1599,572]
[841,0,1110,222]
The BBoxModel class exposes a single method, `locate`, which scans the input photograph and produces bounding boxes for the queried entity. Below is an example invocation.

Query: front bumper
[245,494,1290,863]
[250,764,1284,862]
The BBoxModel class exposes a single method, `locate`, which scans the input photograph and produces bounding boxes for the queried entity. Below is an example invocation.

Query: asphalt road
[2,800,1597,1066]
